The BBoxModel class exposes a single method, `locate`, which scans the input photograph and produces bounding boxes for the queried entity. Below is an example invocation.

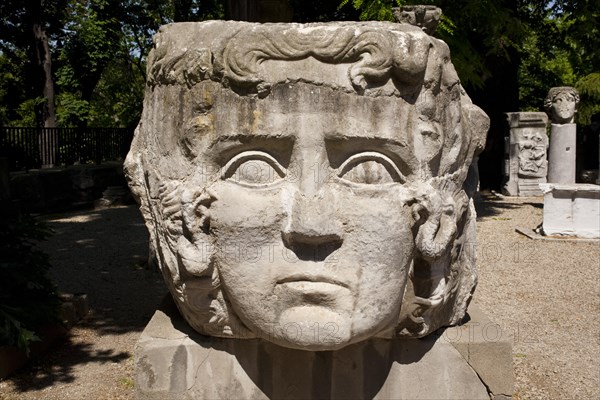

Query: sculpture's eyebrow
[208,133,295,166]
[208,133,295,149]
[324,133,412,174]
[323,132,408,148]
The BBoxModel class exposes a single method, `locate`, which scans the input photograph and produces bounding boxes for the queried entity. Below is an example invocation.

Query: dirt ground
[0,195,599,399]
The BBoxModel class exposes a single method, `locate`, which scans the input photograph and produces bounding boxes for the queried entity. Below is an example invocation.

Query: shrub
[0,209,60,354]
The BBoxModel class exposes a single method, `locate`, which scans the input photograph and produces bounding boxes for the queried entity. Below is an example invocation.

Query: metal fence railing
[0,127,135,171]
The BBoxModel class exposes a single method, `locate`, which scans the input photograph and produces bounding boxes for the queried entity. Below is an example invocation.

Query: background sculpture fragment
[545,86,580,184]
[544,86,580,125]
[125,21,489,350]
[502,112,549,196]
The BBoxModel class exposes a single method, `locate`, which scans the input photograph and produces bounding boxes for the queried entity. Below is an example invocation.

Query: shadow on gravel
[474,195,522,219]
[40,205,166,330]
[7,333,130,392]
[8,205,166,393]
[475,193,544,220]
[523,202,543,209]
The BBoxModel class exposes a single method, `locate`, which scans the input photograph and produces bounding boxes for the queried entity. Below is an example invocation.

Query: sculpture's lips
[277,275,349,290]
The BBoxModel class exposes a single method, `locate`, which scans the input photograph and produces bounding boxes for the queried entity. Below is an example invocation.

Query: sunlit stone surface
[125,20,489,351]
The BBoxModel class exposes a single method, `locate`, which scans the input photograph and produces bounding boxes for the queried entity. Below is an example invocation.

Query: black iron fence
[0,127,135,171]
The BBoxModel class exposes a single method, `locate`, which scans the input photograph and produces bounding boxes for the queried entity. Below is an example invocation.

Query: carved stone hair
[126,21,488,340]
[148,21,451,97]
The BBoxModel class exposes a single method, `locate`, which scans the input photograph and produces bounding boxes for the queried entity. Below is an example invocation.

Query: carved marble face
[125,21,488,351]
[550,92,577,124]
[200,85,416,349]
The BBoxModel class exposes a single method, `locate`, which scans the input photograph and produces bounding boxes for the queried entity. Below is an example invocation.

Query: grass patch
[118,377,134,389]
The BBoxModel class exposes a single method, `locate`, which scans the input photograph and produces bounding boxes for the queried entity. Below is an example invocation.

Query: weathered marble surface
[503,112,548,196]
[125,21,489,351]
[539,183,600,239]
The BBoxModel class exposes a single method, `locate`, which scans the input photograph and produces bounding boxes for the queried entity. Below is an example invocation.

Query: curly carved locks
[544,86,580,114]
[147,21,459,97]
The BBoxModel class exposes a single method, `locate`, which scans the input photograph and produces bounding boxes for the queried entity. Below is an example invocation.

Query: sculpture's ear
[179,187,218,278]
[401,188,470,336]
[411,190,468,260]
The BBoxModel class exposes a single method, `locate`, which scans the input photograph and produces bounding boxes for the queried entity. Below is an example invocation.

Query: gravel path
[474,194,600,400]
[1,196,599,399]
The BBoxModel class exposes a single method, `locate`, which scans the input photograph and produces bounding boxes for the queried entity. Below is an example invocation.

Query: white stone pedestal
[135,297,513,400]
[540,183,600,238]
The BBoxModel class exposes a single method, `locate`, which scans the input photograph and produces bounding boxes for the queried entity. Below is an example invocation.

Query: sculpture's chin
[263,306,353,351]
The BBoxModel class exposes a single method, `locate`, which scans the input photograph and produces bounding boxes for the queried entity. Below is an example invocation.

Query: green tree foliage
[56,0,135,127]
[87,58,145,128]
[576,73,600,125]
[0,0,68,127]
[1,0,225,129]
[0,212,60,353]
[289,0,359,22]
[518,1,599,124]
[338,0,402,21]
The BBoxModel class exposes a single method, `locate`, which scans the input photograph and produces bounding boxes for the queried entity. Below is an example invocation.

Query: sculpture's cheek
[334,188,414,339]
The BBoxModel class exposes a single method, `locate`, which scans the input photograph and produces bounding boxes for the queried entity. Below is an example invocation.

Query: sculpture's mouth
[278,274,348,288]
[277,274,350,296]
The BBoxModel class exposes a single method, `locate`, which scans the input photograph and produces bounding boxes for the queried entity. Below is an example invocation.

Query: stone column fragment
[545,86,580,183]
[547,124,577,183]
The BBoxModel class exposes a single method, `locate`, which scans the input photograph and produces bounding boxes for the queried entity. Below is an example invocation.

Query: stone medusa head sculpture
[125,21,489,351]
[544,86,580,124]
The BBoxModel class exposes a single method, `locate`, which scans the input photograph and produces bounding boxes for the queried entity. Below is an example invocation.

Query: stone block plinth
[540,183,600,238]
[135,297,513,400]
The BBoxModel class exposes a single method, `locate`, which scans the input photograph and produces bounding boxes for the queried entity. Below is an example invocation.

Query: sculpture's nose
[282,189,343,261]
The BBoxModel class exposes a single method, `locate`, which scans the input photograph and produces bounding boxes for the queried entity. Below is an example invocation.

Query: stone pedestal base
[540,183,600,238]
[135,297,513,400]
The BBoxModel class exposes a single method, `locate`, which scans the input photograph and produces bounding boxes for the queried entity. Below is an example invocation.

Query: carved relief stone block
[503,112,549,196]
[125,21,489,352]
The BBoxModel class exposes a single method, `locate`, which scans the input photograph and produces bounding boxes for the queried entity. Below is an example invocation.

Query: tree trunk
[34,25,57,129]
[32,3,57,167]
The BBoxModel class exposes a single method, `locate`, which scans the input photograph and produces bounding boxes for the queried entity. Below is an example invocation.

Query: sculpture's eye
[337,152,404,185]
[222,151,285,187]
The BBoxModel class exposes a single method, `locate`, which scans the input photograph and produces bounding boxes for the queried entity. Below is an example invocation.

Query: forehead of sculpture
[167,81,456,168]
[208,83,414,141]
[553,92,575,102]
[140,73,480,184]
